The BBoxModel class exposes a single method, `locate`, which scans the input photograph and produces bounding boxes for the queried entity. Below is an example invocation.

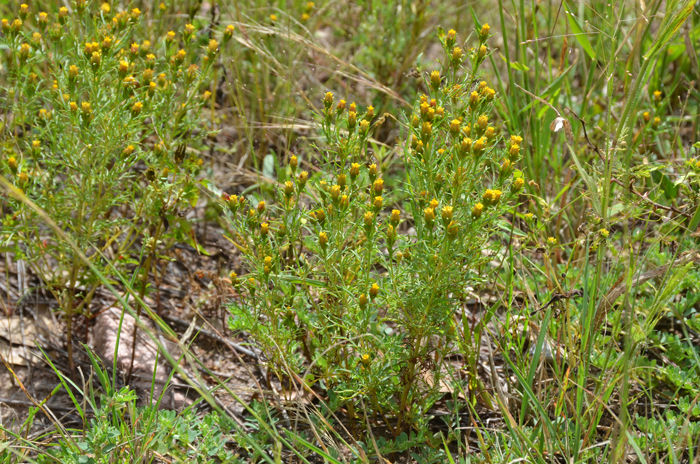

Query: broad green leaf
[564,3,596,60]
[500,54,530,71]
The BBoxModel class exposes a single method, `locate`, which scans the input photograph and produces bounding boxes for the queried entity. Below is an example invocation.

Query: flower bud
[512,177,524,191]
[479,23,490,42]
[446,221,459,240]
[373,196,383,212]
[361,353,371,367]
[298,171,308,188]
[319,231,328,249]
[8,157,18,174]
[257,200,266,214]
[314,209,325,223]
[441,206,453,225]
[643,111,650,123]
[482,189,502,206]
[207,39,219,58]
[360,119,370,134]
[331,184,341,202]
[451,47,463,63]
[472,203,484,218]
[372,178,384,195]
[430,70,440,91]
[347,111,357,130]
[350,163,360,180]
[19,4,29,21]
[260,222,269,236]
[363,211,374,232]
[421,121,432,142]
[424,207,435,228]
[359,294,368,309]
[173,49,186,66]
[184,23,195,41]
[223,24,234,42]
[420,102,430,119]
[446,29,456,48]
[390,209,400,226]
[449,119,461,137]
[478,45,488,59]
[509,143,520,159]
[365,105,374,120]
[386,224,397,246]
[101,35,112,51]
[288,155,298,173]
[131,101,143,115]
[323,91,333,109]
[142,68,154,85]
[37,12,48,28]
[460,137,472,157]
[340,195,349,209]
[185,64,199,82]
[368,163,378,181]
[19,43,30,63]
[369,283,379,299]
[469,91,479,109]
[91,51,101,68]
[500,159,512,177]
[284,181,294,198]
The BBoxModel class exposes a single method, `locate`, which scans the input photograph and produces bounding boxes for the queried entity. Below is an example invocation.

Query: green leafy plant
[0,3,222,370]
[224,24,525,443]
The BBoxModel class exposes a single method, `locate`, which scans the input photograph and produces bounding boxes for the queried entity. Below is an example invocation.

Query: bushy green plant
[0,3,226,370]
[225,24,525,441]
